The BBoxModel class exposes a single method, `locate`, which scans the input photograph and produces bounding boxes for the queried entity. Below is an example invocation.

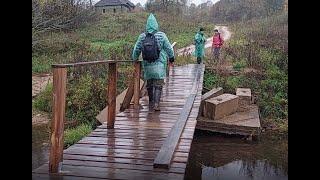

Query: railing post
[49,67,67,173]
[133,61,141,109]
[107,62,117,129]
[167,42,177,77]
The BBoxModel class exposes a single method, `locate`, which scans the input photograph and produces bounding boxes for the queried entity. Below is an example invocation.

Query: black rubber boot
[197,57,202,64]
[147,87,154,111]
[153,86,162,111]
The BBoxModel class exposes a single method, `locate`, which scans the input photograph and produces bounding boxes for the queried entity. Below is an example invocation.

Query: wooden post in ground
[107,62,117,129]
[49,67,67,173]
[134,61,141,109]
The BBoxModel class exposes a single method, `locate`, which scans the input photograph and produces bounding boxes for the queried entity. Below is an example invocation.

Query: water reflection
[185,131,288,180]
[32,124,50,170]
[201,160,287,180]
[32,124,288,180]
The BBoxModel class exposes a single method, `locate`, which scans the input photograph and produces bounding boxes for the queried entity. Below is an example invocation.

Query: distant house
[94,0,135,13]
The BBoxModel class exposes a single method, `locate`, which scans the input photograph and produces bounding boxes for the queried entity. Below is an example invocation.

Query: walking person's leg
[214,47,222,66]
[214,48,219,59]
[211,47,214,59]
[213,47,218,66]
[197,57,201,64]
[210,48,215,66]
[216,47,221,65]
[153,79,164,111]
[146,79,155,110]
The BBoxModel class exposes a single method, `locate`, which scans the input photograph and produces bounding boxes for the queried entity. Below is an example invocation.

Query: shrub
[64,123,92,148]
[33,83,53,113]
[232,59,247,71]
[67,73,106,124]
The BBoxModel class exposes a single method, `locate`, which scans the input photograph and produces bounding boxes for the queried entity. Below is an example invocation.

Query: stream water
[185,130,288,180]
[32,124,50,170]
[32,125,287,180]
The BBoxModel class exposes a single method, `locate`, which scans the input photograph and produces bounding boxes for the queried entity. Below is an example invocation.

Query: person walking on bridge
[132,13,175,111]
[193,27,206,64]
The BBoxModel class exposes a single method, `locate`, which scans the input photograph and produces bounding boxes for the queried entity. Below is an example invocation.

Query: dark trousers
[146,79,164,106]
[213,47,221,59]
[197,57,202,64]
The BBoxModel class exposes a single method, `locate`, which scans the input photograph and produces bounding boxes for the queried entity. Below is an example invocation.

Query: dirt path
[32,73,52,125]
[176,25,231,56]
[32,109,50,125]
[216,25,231,41]
[175,25,261,76]
[32,74,52,97]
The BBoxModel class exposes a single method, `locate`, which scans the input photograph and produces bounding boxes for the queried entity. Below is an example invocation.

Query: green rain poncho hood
[193,30,206,58]
[146,14,159,33]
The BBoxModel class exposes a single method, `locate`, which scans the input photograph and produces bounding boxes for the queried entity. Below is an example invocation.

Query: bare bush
[32,0,98,50]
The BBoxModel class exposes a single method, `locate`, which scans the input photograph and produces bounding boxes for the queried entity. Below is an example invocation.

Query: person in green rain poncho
[132,14,175,111]
[193,27,206,64]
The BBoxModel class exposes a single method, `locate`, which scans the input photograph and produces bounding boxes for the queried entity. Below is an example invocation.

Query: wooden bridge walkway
[32,63,205,179]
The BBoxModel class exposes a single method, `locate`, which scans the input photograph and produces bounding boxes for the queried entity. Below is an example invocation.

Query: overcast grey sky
[93,0,220,6]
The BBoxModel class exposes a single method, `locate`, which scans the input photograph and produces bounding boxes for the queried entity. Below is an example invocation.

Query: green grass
[203,13,288,133]
[232,59,247,71]
[33,83,53,113]
[64,123,92,148]
[175,55,195,66]
[32,12,216,124]
[203,70,223,89]
[32,12,215,73]
[225,75,246,93]
[32,55,53,73]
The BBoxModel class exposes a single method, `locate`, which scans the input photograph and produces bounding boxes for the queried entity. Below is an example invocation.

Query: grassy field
[203,12,288,134]
[32,12,215,130]
[32,12,214,73]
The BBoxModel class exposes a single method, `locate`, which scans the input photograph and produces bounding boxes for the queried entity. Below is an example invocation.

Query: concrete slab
[203,94,239,120]
[196,105,261,136]
[199,87,223,117]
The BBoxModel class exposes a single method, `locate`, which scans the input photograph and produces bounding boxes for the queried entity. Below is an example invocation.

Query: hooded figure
[132,14,175,111]
[212,29,224,60]
[193,28,206,64]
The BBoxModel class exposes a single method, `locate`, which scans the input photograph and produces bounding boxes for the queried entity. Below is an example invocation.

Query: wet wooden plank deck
[32,64,205,180]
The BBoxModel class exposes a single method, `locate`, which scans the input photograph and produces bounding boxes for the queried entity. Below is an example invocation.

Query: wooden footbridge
[32,50,205,179]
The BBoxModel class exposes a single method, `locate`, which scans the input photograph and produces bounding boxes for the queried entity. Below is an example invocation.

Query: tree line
[145,0,286,23]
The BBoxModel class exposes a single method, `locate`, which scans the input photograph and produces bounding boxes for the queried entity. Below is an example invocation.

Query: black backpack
[142,32,160,63]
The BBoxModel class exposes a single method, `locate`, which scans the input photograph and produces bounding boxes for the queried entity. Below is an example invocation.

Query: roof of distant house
[94,0,135,8]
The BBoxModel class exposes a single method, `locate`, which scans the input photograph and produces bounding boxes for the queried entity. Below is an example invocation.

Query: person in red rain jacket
[212,29,224,60]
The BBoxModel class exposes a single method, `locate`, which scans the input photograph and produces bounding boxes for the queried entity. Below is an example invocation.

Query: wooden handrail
[49,42,176,173]
[52,60,142,68]
[52,42,176,68]
[49,60,141,173]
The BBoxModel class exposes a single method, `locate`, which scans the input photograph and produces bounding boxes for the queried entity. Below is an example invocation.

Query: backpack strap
[218,33,223,45]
